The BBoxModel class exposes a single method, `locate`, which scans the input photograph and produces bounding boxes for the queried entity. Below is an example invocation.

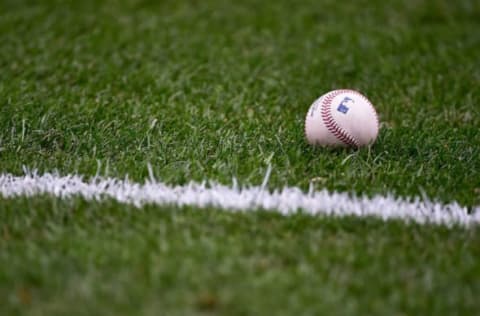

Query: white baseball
[304,89,379,148]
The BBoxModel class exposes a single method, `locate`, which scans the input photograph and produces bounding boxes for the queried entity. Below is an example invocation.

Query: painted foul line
[0,168,478,227]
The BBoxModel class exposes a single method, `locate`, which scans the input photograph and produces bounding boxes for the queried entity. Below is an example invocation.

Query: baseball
[304,89,379,148]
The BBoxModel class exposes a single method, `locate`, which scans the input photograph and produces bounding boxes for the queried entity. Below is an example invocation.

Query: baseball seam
[321,90,359,147]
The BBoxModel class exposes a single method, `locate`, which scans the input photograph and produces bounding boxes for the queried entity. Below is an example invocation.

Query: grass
[1,198,480,315]
[0,0,480,314]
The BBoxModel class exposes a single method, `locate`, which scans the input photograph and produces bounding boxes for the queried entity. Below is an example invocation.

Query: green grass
[2,198,480,316]
[1,0,480,314]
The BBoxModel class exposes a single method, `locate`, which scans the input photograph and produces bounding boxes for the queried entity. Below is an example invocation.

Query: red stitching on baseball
[321,90,359,147]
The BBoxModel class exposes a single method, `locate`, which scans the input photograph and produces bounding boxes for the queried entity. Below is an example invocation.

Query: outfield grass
[1,0,480,314]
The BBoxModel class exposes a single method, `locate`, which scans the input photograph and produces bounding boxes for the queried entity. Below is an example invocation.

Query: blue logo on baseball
[337,97,354,114]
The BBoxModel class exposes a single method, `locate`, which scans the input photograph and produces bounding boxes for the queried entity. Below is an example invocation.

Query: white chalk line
[0,168,479,227]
